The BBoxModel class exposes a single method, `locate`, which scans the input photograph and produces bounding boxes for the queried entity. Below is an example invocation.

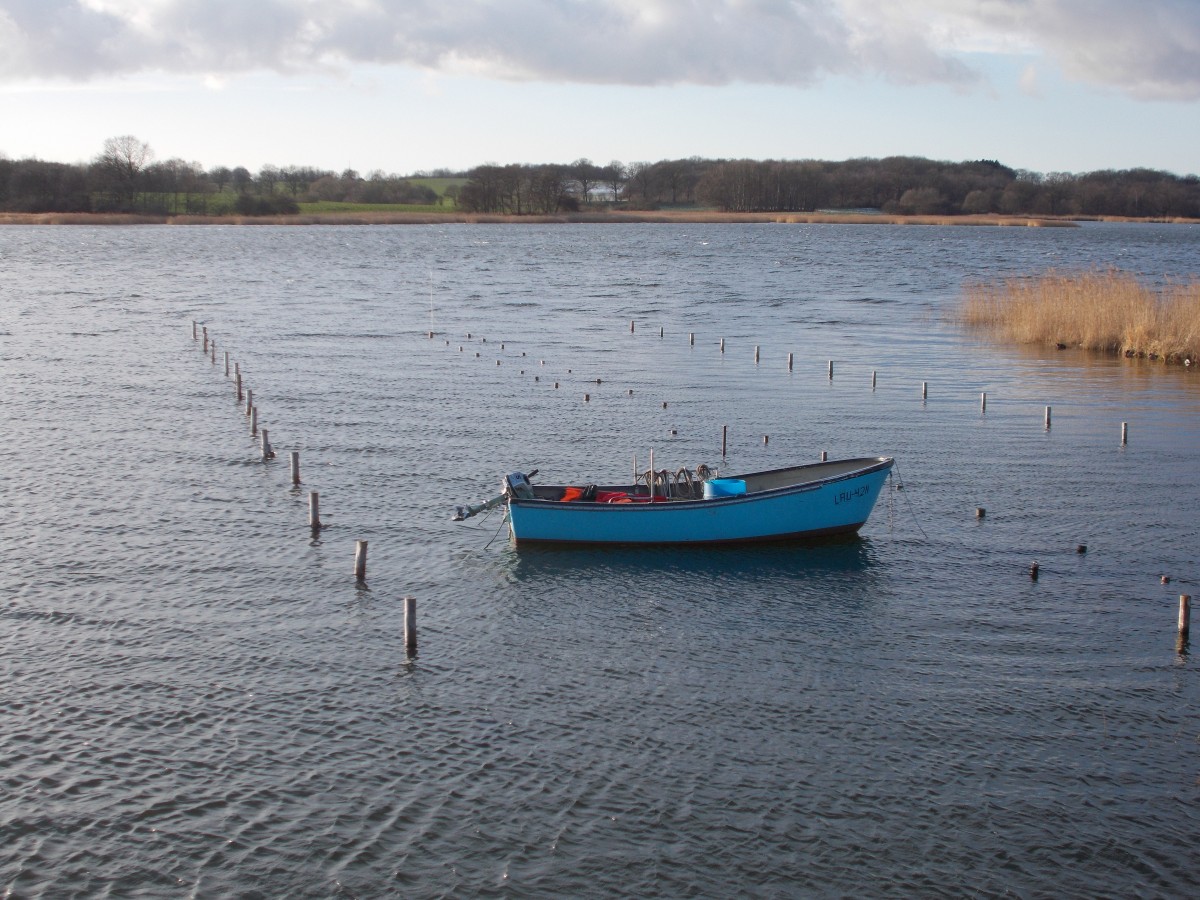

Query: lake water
[1,221,1198,897]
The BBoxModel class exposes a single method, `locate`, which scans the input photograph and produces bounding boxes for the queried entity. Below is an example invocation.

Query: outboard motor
[504,471,536,500]
[452,469,538,522]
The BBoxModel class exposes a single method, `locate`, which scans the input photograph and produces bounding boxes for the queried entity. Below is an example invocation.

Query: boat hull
[507,457,893,546]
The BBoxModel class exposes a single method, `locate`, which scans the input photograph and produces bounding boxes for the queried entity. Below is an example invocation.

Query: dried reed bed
[962,269,1200,362]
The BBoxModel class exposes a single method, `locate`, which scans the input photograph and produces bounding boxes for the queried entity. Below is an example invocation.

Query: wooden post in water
[354,540,367,581]
[1180,594,1191,639]
[630,320,635,333]
[260,428,273,460]
[210,342,216,365]
[922,381,928,400]
[720,338,725,353]
[828,360,833,379]
[290,450,301,485]
[872,370,877,390]
[659,326,664,338]
[981,392,987,413]
[689,332,695,346]
[249,406,258,435]
[223,351,230,377]
[763,435,769,445]
[308,491,321,529]
[975,507,986,518]
[245,388,253,416]
[1030,561,1039,580]
[1045,406,1052,428]
[192,321,198,340]
[235,368,243,402]
[821,450,828,461]
[788,352,794,372]
[1121,422,1128,445]
[404,595,417,652]
[721,425,727,458]
[754,345,760,364]
[202,326,208,352]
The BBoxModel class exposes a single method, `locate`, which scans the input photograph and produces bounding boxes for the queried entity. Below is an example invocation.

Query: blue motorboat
[453,456,894,545]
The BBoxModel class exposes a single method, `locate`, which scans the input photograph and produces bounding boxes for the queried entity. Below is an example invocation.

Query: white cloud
[0,0,1197,100]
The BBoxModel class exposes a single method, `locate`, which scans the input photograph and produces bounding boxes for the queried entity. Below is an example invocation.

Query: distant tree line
[457,156,1200,219]
[0,136,440,215]
[3,136,1198,219]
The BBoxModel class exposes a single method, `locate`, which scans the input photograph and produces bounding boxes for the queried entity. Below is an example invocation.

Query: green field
[297,201,450,214]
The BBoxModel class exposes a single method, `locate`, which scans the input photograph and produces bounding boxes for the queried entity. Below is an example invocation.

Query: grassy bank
[961,270,1200,362]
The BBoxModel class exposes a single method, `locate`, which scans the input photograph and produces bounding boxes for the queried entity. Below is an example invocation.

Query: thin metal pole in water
[1121,422,1128,445]
[290,451,301,485]
[308,491,321,529]
[354,540,367,581]
[404,595,417,652]
[828,360,833,379]
[788,352,793,372]
[659,326,664,338]
[630,320,635,333]
[1045,406,1052,428]
[981,391,987,413]
[872,370,876,390]
[754,345,760,364]
[721,425,727,458]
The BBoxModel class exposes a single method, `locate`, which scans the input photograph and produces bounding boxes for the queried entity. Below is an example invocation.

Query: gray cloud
[0,0,1196,100]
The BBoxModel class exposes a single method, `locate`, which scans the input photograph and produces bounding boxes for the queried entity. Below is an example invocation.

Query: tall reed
[961,269,1200,361]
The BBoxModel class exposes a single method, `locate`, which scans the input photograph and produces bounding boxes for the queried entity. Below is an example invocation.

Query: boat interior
[528,457,889,503]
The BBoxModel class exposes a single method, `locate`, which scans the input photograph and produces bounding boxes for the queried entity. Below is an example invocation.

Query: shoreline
[3,209,1199,227]
[0,210,1118,227]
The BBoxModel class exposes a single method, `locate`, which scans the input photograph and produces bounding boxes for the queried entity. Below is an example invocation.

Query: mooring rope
[890,461,928,540]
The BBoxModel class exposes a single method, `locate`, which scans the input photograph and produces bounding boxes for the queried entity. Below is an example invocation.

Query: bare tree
[603,160,626,202]
[96,135,153,207]
[571,158,602,205]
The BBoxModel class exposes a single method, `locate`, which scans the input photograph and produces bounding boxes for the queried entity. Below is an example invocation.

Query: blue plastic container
[702,478,747,499]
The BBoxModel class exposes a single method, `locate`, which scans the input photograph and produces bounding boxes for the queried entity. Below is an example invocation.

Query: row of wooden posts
[192,320,417,652]
[437,324,1135,447]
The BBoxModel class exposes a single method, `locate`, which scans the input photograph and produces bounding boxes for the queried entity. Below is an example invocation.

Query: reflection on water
[499,533,878,582]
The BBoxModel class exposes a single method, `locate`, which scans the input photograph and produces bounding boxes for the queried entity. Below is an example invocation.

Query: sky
[1,0,1199,177]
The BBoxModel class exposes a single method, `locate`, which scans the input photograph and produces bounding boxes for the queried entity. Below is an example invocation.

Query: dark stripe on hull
[511,520,866,547]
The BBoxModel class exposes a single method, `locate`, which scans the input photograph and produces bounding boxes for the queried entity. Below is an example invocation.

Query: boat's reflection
[497,532,882,585]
